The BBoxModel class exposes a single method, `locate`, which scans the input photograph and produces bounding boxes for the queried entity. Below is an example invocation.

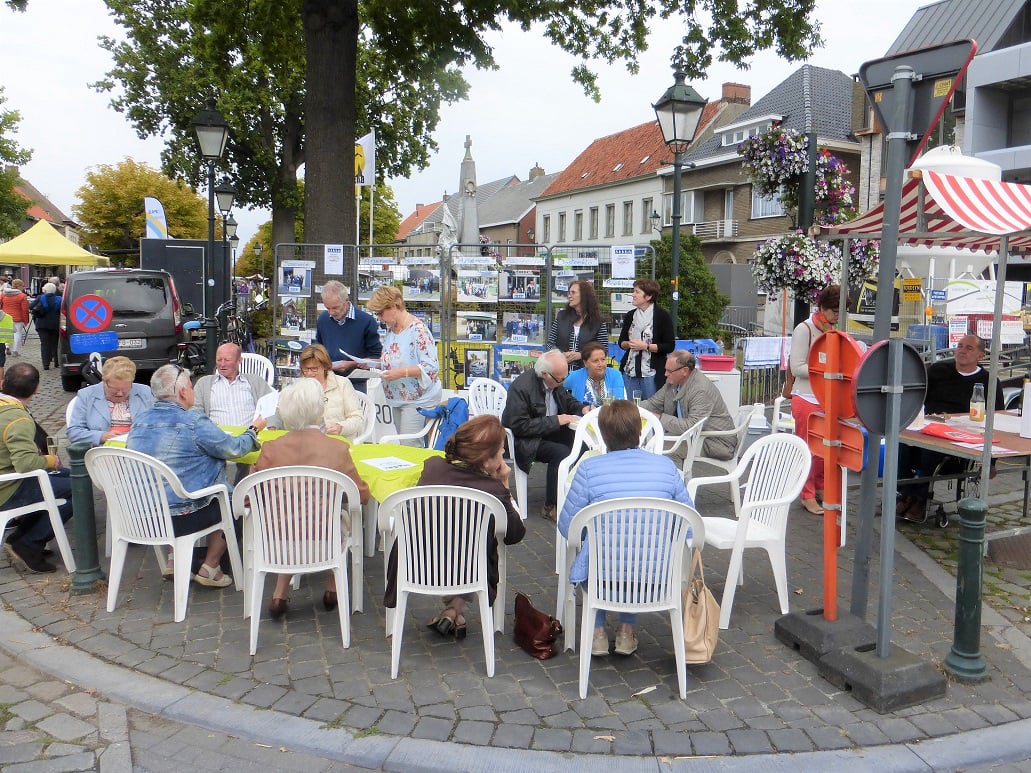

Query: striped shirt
[207,373,257,425]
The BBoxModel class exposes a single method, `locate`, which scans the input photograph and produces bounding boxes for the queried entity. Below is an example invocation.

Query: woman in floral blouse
[365,286,442,445]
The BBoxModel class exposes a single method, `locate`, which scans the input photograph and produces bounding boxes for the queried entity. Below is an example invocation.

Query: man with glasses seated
[502,349,587,521]
[127,364,266,588]
[642,349,736,470]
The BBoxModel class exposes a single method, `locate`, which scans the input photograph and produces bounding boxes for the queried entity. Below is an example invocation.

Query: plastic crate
[697,354,736,372]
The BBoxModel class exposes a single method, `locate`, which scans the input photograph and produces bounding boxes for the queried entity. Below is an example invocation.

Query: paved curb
[4,587,1031,771]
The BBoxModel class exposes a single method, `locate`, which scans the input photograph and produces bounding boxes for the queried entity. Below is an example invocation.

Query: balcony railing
[692,219,739,240]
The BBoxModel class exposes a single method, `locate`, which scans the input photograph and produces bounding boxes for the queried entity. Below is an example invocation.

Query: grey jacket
[642,367,736,460]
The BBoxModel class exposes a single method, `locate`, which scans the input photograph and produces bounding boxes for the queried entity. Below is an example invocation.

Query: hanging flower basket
[751,231,879,304]
[739,128,810,197]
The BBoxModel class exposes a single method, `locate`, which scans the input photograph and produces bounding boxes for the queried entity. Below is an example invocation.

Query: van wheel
[61,374,81,392]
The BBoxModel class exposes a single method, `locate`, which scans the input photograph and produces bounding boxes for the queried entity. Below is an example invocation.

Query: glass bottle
[970,383,986,422]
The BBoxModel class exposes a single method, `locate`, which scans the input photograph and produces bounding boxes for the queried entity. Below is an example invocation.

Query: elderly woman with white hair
[30,281,62,370]
[67,356,154,446]
[251,378,370,619]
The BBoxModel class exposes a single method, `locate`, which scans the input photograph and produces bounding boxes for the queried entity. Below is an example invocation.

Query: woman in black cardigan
[618,277,676,400]
[547,280,608,371]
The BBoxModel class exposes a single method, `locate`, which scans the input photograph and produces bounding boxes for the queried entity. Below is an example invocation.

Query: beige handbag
[682,548,720,664]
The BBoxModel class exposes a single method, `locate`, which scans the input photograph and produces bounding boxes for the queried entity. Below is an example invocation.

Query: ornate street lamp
[653,71,707,329]
[191,99,230,373]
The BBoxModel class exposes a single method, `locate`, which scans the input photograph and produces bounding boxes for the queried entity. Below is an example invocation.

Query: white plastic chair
[240,352,276,387]
[574,406,665,454]
[84,446,243,623]
[467,377,528,518]
[231,466,362,654]
[660,417,708,482]
[771,396,795,433]
[351,391,377,444]
[64,395,78,429]
[687,433,811,629]
[0,469,76,574]
[691,404,758,512]
[378,485,508,678]
[379,417,441,448]
[562,497,704,699]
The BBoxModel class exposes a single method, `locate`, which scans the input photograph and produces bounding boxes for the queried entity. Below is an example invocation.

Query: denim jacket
[126,401,259,515]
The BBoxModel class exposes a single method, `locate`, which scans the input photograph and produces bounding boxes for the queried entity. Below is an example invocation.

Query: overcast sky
[1,0,930,247]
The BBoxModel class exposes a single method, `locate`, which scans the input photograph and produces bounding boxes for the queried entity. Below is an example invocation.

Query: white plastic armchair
[0,469,75,574]
[771,396,795,433]
[231,466,363,654]
[84,447,243,623]
[351,391,377,444]
[240,353,276,387]
[660,417,707,482]
[693,404,759,512]
[379,418,440,448]
[687,433,811,629]
[574,406,665,453]
[377,485,508,678]
[468,377,528,518]
[561,497,704,698]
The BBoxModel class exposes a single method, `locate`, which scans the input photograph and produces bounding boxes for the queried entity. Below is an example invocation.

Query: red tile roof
[396,201,443,240]
[540,101,724,199]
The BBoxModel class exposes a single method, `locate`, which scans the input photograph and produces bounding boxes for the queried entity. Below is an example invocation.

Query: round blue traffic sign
[69,294,113,333]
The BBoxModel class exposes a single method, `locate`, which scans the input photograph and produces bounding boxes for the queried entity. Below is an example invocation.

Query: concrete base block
[818,644,947,713]
[774,608,877,663]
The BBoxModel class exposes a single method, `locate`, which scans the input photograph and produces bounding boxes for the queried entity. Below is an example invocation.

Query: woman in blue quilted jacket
[558,399,692,657]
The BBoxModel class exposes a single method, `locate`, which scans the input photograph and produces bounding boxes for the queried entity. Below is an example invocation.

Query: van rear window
[76,277,168,318]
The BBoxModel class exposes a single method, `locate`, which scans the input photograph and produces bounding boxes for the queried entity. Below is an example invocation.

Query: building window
[604,205,615,238]
[751,186,786,218]
[724,189,735,220]
[558,212,566,242]
[588,207,598,239]
[641,197,654,233]
[622,201,633,236]
[662,191,703,225]
[542,215,551,243]
[574,210,583,241]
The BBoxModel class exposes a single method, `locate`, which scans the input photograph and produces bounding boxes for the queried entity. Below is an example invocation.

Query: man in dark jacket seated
[502,349,586,521]
[897,334,1003,522]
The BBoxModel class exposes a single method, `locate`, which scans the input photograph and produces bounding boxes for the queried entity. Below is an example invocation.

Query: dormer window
[640,155,650,164]
[581,171,591,179]
[612,162,624,172]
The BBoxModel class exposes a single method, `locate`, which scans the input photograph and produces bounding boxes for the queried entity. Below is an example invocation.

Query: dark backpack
[417,397,470,451]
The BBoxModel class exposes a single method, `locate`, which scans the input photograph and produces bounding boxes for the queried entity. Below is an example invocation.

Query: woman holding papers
[299,344,365,440]
[366,286,441,445]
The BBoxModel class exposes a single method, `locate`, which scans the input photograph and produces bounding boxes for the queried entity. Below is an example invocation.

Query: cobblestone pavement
[4,331,1031,769]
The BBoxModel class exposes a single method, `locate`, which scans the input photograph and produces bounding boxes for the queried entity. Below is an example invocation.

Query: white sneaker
[592,631,609,656]
[614,630,638,656]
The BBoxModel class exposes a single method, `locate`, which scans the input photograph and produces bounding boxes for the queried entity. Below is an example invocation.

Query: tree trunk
[303,0,357,246]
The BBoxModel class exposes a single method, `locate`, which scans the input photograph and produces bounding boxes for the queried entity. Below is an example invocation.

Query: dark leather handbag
[513,592,563,659]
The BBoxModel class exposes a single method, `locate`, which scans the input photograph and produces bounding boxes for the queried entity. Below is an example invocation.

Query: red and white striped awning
[821,170,1031,252]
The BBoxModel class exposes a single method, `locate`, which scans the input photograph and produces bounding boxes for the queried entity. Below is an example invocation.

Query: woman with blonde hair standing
[365,286,441,444]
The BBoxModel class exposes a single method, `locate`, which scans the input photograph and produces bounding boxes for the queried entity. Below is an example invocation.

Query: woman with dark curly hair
[383,415,526,639]
[547,280,609,372]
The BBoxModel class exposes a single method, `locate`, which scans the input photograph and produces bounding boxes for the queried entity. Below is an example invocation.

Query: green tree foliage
[91,0,818,246]
[72,158,207,253]
[649,231,729,339]
[359,181,402,248]
[4,1,27,10]
[0,87,32,239]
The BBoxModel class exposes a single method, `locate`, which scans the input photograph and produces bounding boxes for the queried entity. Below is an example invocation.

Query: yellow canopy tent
[0,220,108,266]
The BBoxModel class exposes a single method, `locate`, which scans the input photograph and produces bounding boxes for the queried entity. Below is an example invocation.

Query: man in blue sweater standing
[315,281,382,393]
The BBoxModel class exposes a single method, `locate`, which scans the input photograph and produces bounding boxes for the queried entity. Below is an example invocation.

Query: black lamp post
[653,71,707,332]
[191,99,230,373]
[254,244,265,282]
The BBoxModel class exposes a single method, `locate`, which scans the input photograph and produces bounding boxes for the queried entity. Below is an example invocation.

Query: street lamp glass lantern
[191,99,230,161]
[215,180,236,216]
[230,234,240,249]
[225,214,238,239]
[653,71,707,151]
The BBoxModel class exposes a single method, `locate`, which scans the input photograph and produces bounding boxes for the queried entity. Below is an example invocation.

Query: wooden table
[899,412,1031,518]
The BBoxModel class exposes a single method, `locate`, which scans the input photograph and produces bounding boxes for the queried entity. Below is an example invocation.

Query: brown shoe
[542,505,557,522]
[268,597,288,619]
[800,498,823,515]
[896,497,913,517]
[901,499,927,523]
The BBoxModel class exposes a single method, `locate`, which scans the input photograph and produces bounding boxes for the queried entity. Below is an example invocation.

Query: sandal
[427,606,464,638]
[192,563,232,588]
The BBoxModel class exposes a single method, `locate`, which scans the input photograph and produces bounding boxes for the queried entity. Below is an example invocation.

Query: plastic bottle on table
[970,383,986,422]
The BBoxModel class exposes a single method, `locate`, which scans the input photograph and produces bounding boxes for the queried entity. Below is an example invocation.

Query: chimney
[416,203,424,209]
[528,163,545,181]
[721,83,751,105]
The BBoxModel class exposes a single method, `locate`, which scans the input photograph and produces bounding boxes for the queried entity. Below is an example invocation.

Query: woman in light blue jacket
[67,356,154,447]
[558,399,692,657]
